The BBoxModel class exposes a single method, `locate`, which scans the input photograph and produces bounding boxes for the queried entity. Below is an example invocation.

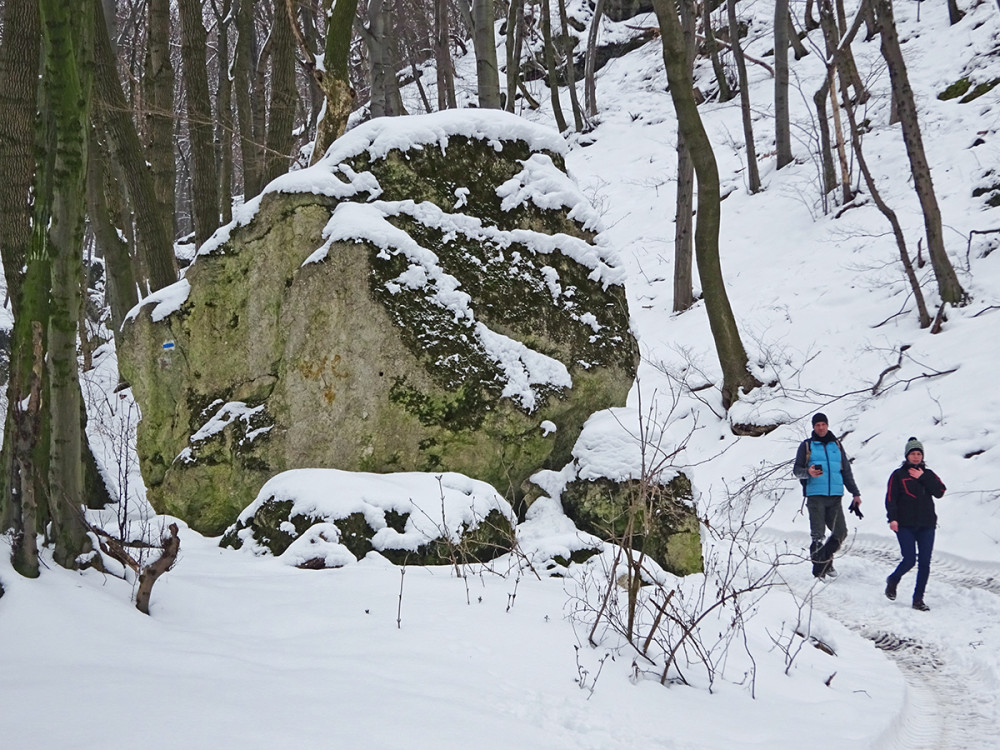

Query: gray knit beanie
[904,436,924,458]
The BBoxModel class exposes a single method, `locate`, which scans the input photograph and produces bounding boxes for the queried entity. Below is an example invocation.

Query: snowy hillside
[3,1,1000,748]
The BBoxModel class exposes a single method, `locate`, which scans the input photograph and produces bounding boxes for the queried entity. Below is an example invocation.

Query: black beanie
[812,412,828,426]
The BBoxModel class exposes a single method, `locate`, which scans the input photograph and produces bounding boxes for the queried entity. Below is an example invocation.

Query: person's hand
[889,520,899,532]
[908,467,924,479]
[808,466,823,477]
[848,496,863,519]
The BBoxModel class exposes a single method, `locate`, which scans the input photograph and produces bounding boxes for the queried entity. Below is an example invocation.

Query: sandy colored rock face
[120,115,637,535]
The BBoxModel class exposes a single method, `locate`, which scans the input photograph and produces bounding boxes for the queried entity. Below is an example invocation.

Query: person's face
[907,449,923,465]
[813,421,829,437]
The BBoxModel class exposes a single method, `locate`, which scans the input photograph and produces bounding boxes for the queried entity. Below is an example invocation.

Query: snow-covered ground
[4,1,1000,747]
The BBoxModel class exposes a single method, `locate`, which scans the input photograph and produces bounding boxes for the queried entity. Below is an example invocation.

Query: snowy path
[768,530,1000,750]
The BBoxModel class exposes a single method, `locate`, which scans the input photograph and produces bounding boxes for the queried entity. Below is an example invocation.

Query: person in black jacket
[884,437,947,611]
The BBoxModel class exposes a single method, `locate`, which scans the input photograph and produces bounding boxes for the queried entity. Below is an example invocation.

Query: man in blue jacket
[793,413,863,579]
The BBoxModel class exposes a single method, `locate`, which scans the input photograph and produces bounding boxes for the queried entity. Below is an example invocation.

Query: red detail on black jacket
[885,462,946,528]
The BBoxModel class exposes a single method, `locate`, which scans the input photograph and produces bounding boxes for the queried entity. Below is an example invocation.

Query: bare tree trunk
[505,0,524,112]
[0,0,41,571]
[471,0,501,108]
[787,11,809,59]
[652,0,762,409]
[234,0,263,197]
[540,0,567,131]
[829,72,853,204]
[673,0,696,313]
[86,128,138,333]
[93,0,178,292]
[436,0,457,109]
[774,0,793,168]
[366,0,406,118]
[872,0,966,305]
[584,0,606,119]
[557,0,584,131]
[261,0,298,184]
[213,0,235,225]
[178,0,221,247]
[843,99,931,328]
[946,0,964,25]
[701,0,733,102]
[142,0,176,237]
[727,0,760,193]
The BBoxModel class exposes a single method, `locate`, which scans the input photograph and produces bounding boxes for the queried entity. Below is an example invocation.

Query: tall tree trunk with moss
[871,0,966,305]
[178,0,221,247]
[652,0,761,408]
[310,0,361,163]
[143,0,176,237]
[39,0,96,568]
[471,0,501,108]
[727,0,760,193]
[673,0,695,313]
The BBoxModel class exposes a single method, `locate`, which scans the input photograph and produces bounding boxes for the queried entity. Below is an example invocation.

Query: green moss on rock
[560,473,703,576]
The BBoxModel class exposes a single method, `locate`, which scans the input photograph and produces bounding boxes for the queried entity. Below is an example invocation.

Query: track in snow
[762,529,1000,750]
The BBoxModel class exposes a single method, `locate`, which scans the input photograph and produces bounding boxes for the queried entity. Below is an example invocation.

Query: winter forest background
[3,0,1000,747]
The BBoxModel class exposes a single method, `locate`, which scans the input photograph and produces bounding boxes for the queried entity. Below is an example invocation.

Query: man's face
[813,421,829,437]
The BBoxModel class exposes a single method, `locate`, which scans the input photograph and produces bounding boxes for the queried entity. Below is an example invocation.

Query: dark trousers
[889,526,935,602]
[807,495,848,554]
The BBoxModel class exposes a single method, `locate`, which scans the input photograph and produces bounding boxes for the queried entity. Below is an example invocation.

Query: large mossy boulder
[120,111,638,535]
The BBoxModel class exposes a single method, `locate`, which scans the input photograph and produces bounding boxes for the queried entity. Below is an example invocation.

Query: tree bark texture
[652,0,761,408]
[872,0,966,305]
[0,0,41,311]
[178,0,221,247]
[214,0,235,225]
[93,0,178,292]
[701,1,733,102]
[142,0,176,237]
[262,0,299,185]
[436,0,457,110]
[234,0,264,197]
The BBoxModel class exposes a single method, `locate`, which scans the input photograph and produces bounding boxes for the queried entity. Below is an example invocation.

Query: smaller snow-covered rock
[221,469,516,568]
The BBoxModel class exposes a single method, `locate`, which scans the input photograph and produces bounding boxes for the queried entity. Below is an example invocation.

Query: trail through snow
[770,531,1000,750]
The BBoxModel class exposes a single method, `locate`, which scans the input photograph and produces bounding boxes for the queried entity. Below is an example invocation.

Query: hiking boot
[912,599,930,612]
[824,563,839,579]
[885,577,897,601]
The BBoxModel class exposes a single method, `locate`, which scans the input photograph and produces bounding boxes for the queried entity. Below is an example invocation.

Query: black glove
[848,499,864,519]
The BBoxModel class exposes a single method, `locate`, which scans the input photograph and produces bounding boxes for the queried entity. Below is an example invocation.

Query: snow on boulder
[119,110,638,535]
[221,469,515,568]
